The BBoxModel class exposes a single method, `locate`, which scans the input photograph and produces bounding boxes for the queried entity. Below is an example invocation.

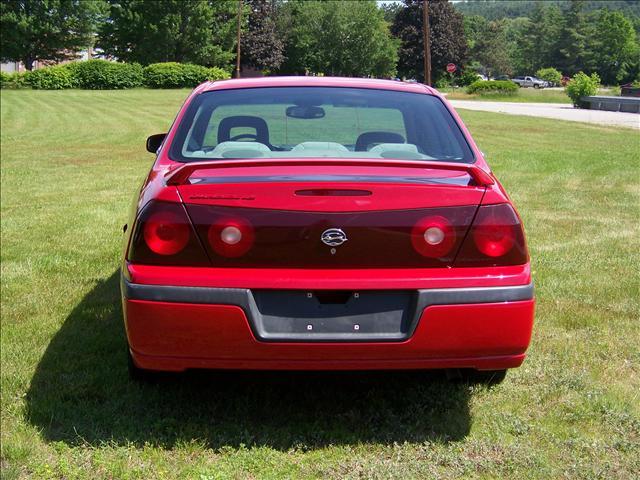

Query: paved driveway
[449,100,640,129]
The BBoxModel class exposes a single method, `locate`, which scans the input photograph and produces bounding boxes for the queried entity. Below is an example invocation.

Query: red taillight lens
[411,215,456,258]
[127,201,210,266]
[208,217,254,258]
[143,211,190,255]
[455,204,528,266]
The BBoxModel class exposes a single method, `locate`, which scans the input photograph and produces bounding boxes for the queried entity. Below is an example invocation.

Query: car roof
[198,76,438,96]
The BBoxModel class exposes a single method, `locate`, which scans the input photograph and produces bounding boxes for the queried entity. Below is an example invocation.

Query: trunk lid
[176,162,486,268]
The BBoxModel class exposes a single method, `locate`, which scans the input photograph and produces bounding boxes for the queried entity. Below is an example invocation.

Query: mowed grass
[1,89,639,479]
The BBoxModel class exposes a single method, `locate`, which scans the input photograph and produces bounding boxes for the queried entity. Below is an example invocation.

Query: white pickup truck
[511,76,548,88]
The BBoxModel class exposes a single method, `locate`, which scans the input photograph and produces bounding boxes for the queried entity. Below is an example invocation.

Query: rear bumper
[122,275,535,372]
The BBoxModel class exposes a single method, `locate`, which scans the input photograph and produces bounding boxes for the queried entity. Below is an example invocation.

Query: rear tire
[466,369,507,385]
[533,84,540,89]
[449,368,507,385]
[127,349,162,383]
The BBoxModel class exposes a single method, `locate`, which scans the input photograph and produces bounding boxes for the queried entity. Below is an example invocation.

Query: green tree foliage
[380,1,403,24]
[462,0,640,83]
[555,0,590,75]
[586,10,638,84]
[0,0,105,70]
[97,0,237,68]
[470,20,512,77]
[463,14,487,54]
[279,0,398,77]
[455,1,640,21]
[241,0,284,72]
[522,4,565,73]
[391,0,467,82]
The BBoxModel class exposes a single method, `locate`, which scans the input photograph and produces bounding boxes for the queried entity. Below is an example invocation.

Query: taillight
[127,201,210,266]
[411,215,456,258]
[143,211,189,255]
[207,217,254,258]
[455,204,528,266]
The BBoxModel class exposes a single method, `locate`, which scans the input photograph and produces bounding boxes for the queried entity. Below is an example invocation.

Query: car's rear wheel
[467,369,507,384]
[448,368,507,385]
[127,348,162,383]
[533,84,540,89]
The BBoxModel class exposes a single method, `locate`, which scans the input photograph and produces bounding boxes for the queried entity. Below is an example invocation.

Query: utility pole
[423,0,432,86]
[235,0,242,78]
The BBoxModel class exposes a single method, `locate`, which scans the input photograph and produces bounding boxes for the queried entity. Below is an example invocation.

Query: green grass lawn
[439,87,617,103]
[1,89,639,479]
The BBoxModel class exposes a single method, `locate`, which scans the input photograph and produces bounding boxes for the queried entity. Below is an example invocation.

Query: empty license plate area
[250,290,417,341]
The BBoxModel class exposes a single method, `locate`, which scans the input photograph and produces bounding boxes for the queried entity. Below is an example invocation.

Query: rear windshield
[169,87,474,163]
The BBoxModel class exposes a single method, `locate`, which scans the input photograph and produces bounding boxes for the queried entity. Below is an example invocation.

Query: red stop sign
[446,63,457,73]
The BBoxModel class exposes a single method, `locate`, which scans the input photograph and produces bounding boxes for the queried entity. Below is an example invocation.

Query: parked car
[511,76,548,88]
[122,76,534,383]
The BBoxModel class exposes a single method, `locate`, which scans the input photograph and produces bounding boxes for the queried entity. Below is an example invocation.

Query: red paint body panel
[125,299,534,371]
[126,263,531,290]
[178,177,486,211]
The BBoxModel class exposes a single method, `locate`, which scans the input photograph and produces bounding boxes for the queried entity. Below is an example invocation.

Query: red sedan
[122,76,534,383]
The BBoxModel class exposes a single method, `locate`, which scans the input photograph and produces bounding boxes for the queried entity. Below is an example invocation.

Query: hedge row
[0,60,230,90]
[466,80,518,95]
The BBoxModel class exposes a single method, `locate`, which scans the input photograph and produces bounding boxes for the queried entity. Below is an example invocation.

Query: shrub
[536,67,562,86]
[143,62,230,88]
[205,66,231,82]
[0,71,10,88]
[1,71,28,89]
[565,72,600,107]
[67,60,144,89]
[25,66,76,90]
[434,77,451,89]
[466,80,518,95]
[457,69,480,87]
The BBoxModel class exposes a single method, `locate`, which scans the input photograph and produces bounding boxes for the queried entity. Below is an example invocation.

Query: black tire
[466,369,507,385]
[127,349,162,383]
[533,84,540,89]
[448,368,507,385]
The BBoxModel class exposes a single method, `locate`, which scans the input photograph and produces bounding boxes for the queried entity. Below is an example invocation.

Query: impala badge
[321,228,348,247]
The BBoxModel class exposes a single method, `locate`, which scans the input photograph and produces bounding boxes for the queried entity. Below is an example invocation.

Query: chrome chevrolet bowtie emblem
[321,228,348,247]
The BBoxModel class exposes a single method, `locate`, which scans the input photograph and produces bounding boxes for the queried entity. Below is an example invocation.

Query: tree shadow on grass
[26,270,472,450]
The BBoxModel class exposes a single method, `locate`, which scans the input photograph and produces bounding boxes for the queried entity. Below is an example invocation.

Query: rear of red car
[121,78,534,380]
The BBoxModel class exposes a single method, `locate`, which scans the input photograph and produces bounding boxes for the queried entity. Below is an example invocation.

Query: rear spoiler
[165,159,494,187]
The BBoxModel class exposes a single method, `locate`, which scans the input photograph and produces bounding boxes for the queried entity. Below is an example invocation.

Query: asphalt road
[449,100,640,130]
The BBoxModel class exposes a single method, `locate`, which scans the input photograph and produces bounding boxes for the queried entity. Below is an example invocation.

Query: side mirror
[146,133,167,153]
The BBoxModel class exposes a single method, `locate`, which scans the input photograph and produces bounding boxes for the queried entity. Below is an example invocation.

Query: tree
[391,0,467,82]
[503,3,565,75]
[556,0,589,75]
[470,20,513,77]
[504,17,534,74]
[97,0,237,68]
[279,0,398,78]
[0,0,105,70]
[241,0,284,72]
[586,9,638,84]
[463,14,488,54]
